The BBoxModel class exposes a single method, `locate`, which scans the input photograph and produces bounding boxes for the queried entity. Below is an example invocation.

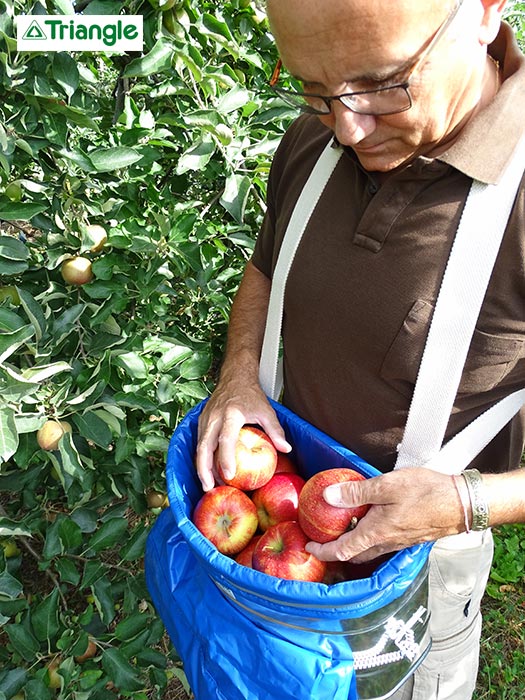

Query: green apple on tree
[84,223,107,253]
[37,420,72,451]
[60,256,94,286]
[1,538,21,558]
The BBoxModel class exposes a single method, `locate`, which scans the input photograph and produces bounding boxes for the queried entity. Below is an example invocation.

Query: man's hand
[305,467,467,562]
[196,381,291,492]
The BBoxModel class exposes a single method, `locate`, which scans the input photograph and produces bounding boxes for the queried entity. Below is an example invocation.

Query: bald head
[266,0,453,83]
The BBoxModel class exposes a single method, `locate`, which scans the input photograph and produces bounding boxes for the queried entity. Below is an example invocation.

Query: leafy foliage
[1,1,524,699]
[478,524,525,699]
[0,0,294,696]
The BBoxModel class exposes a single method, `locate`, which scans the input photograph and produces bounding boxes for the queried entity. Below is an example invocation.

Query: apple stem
[218,515,233,536]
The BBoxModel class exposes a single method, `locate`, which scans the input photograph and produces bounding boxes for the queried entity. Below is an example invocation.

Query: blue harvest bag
[145,400,433,700]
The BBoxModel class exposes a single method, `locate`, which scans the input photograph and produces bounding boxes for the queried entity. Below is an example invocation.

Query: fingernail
[324,484,345,507]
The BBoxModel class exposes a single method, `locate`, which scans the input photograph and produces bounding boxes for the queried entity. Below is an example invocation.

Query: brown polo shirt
[251,23,525,474]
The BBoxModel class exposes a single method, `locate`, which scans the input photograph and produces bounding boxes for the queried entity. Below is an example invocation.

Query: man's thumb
[323,479,366,508]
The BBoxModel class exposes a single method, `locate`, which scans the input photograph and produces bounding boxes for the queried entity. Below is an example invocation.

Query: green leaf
[101,647,143,692]
[0,307,26,332]
[123,39,175,78]
[202,13,235,42]
[5,623,40,662]
[0,365,38,401]
[14,412,43,434]
[80,560,105,590]
[70,508,98,533]
[56,148,95,171]
[82,0,121,13]
[32,588,60,642]
[156,344,192,372]
[135,647,168,669]
[0,324,34,363]
[0,668,27,697]
[86,517,128,552]
[0,517,32,537]
[0,235,29,262]
[176,380,209,401]
[0,668,27,700]
[21,362,71,383]
[58,517,83,551]
[17,287,47,340]
[57,431,85,483]
[176,138,216,175]
[72,412,112,449]
[92,575,115,625]
[42,517,64,560]
[113,611,150,641]
[22,677,53,700]
[119,524,148,561]
[43,99,99,130]
[52,0,75,13]
[0,407,18,462]
[0,234,29,274]
[114,351,149,379]
[216,85,251,114]
[53,558,80,586]
[89,147,143,172]
[0,569,23,599]
[112,392,157,412]
[179,351,211,379]
[0,202,48,222]
[220,173,251,223]
[52,52,79,98]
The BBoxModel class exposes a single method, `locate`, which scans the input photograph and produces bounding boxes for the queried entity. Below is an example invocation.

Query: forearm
[196,261,289,490]
[484,468,525,526]
[218,260,271,386]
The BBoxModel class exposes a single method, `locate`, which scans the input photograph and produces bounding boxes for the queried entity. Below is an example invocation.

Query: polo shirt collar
[438,22,525,185]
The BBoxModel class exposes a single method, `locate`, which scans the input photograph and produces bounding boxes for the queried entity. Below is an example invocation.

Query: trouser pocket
[389,530,494,700]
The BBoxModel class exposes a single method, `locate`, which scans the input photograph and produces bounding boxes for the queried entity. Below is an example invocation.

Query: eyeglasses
[269,0,464,117]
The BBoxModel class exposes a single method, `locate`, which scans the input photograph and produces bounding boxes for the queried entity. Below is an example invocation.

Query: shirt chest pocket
[380,299,524,399]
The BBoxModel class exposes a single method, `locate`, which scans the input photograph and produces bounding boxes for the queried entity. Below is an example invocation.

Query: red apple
[298,468,369,543]
[217,426,277,491]
[252,521,326,582]
[251,472,305,531]
[274,453,298,474]
[235,535,262,568]
[193,485,258,556]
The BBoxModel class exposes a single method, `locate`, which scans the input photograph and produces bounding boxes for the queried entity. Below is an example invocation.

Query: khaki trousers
[390,529,494,700]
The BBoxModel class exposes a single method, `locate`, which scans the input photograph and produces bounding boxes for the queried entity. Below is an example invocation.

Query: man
[196,0,525,697]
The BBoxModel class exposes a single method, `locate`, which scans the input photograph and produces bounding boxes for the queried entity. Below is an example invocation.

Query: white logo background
[16,15,144,52]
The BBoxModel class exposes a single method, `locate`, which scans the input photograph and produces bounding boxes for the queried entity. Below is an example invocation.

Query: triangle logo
[22,20,47,40]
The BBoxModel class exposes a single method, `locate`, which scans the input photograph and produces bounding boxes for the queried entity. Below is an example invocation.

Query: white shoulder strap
[395,137,525,472]
[258,133,525,475]
[259,141,343,399]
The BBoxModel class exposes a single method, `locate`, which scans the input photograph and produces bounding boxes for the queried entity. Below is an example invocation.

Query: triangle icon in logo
[23,20,47,40]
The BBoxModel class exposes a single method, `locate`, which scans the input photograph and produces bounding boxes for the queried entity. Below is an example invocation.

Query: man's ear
[478,0,508,45]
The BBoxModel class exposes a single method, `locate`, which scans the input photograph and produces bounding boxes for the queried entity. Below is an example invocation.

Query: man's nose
[323,101,376,146]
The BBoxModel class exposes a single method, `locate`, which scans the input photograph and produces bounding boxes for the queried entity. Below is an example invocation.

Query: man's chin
[353,143,414,173]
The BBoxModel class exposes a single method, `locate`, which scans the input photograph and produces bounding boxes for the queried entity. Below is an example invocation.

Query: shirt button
[368,182,378,195]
